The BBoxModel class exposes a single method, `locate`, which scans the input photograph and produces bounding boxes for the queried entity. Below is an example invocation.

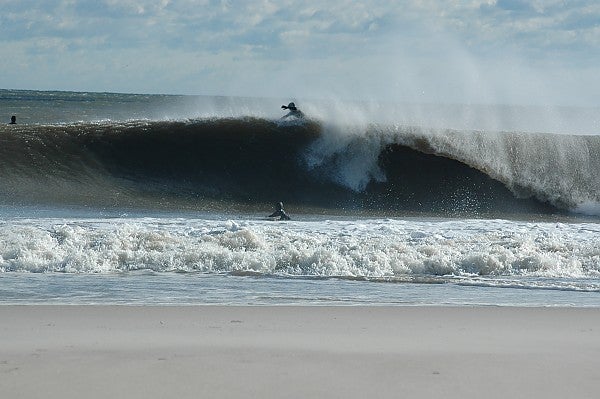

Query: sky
[1,0,599,106]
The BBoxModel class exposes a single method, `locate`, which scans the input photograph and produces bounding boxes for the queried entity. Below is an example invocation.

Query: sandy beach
[0,306,598,398]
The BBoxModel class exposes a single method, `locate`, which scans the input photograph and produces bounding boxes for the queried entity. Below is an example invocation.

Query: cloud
[0,0,598,106]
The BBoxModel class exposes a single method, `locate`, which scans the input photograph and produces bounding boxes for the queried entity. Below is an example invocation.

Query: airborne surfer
[269,201,291,220]
[281,102,304,119]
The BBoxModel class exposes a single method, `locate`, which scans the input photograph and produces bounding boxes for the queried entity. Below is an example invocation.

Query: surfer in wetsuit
[281,102,304,119]
[9,116,16,124]
[269,202,291,220]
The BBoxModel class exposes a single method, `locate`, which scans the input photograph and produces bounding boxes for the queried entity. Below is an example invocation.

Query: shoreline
[1,306,599,398]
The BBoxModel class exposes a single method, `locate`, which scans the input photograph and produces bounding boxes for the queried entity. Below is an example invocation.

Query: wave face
[0,117,598,216]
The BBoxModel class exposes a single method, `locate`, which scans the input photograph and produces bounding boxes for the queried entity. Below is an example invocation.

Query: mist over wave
[0,116,598,216]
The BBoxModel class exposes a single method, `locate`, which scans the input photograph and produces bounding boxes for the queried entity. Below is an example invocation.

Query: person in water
[281,102,304,119]
[9,115,16,124]
[269,202,291,220]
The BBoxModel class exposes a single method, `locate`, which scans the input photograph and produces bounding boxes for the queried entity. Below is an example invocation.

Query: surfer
[269,202,291,220]
[9,116,16,124]
[281,102,304,119]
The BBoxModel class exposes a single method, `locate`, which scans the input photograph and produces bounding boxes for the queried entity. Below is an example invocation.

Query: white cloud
[0,0,598,106]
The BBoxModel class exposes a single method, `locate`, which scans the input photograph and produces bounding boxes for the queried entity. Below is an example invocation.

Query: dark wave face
[0,118,598,217]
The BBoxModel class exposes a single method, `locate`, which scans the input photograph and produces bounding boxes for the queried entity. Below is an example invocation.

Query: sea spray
[393,127,600,209]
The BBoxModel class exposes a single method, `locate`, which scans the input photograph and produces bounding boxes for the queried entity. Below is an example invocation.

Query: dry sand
[0,306,599,398]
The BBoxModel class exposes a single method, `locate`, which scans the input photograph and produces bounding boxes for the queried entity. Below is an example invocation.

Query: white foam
[0,217,598,283]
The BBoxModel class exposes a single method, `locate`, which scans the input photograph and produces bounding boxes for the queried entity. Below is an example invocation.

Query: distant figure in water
[9,116,16,124]
[269,201,291,220]
[281,102,304,119]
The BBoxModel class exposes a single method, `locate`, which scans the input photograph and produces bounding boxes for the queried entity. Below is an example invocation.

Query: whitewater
[0,89,598,306]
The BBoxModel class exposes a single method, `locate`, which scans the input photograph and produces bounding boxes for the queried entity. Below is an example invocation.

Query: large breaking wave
[0,117,598,216]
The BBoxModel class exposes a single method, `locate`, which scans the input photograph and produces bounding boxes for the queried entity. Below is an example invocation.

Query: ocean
[0,89,599,306]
